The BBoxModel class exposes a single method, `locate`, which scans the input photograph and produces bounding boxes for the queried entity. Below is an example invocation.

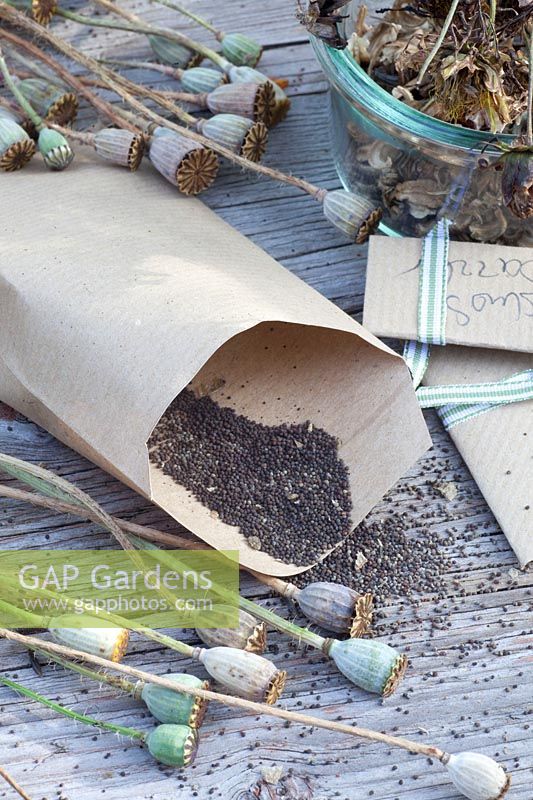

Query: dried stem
[0,27,139,132]
[0,673,145,740]
[90,0,230,70]
[49,124,95,146]
[0,628,446,762]
[0,483,296,608]
[152,0,219,36]
[3,43,58,85]
[0,766,33,800]
[490,0,497,26]
[0,5,326,200]
[100,56,180,77]
[416,0,461,85]
[41,650,138,696]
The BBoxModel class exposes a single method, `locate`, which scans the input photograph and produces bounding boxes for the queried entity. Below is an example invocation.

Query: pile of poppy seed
[293,513,455,602]
[149,389,352,565]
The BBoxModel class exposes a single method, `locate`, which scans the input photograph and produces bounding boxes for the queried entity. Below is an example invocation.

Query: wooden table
[0,3,531,799]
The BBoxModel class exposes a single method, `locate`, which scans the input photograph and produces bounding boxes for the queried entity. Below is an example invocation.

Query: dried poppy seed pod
[228,66,290,125]
[48,624,130,662]
[198,646,286,704]
[137,674,209,728]
[17,79,78,126]
[293,582,373,637]
[195,606,267,653]
[93,128,145,171]
[180,67,227,94]
[204,82,275,126]
[0,118,36,172]
[322,189,382,243]
[443,752,511,800]
[145,723,198,767]
[196,115,268,163]
[38,127,74,171]
[148,34,202,70]
[219,32,263,68]
[501,150,533,219]
[148,129,218,195]
[325,638,407,697]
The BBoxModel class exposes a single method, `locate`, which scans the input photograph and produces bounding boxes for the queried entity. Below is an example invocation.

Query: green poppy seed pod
[0,118,36,172]
[326,638,407,697]
[139,674,209,728]
[295,583,373,637]
[17,79,78,126]
[501,150,533,219]
[443,752,511,800]
[195,606,267,653]
[180,67,227,94]
[196,115,268,163]
[228,66,290,125]
[205,82,275,126]
[38,128,74,171]
[148,130,218,194]
[145,724,198,767]
[220,32,263,68]
[322,189,382,244]
[48,623,130,662]
[198,646,286,704]
[93,128,145,171]
[148,35,202,70]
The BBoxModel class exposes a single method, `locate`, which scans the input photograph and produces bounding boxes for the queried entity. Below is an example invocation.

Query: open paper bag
[0,157,430,575]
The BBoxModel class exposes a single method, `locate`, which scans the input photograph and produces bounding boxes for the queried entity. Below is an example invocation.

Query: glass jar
[311,10,532,245]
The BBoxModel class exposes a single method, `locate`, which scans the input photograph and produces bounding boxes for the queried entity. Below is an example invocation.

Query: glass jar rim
[312,37,518,151]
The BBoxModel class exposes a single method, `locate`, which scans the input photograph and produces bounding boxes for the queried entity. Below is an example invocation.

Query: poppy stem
[416,0,460,85]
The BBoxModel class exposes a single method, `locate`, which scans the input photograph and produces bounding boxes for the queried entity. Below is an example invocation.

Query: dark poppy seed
[293,511,454,602]
[148,389,352,565]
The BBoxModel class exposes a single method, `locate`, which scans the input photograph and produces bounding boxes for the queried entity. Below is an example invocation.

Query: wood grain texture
[0,2,532,800]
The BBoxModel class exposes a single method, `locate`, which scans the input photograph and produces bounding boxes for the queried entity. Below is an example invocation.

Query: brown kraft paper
[424,346,533,568]
[363,236,533,353]
[0,156,430,575]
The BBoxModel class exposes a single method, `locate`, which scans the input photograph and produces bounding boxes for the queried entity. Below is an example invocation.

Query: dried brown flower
[297,0,349,48]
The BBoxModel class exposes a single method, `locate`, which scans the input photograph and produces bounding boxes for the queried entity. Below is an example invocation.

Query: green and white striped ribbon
[403,220,532,429]
[416,369,533,430]
[403,339,430,390]
[417,217,450,346]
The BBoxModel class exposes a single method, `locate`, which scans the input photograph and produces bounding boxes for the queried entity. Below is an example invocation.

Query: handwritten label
[363,237,533,353]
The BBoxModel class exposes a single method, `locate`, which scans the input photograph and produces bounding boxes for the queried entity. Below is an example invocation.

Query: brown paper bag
[0,156,430,575]
[424,346,533,568]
